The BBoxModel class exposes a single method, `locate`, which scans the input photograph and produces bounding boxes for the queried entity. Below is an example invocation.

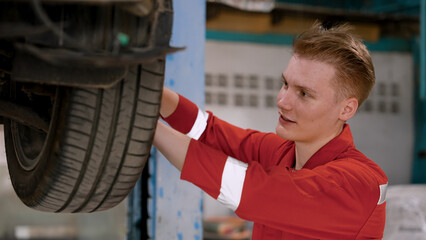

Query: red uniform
[163,95,388,240]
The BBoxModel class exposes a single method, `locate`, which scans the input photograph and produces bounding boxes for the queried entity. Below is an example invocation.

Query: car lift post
[128,0,206,239]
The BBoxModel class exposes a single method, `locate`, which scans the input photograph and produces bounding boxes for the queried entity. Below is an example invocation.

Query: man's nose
[277,89,293,110]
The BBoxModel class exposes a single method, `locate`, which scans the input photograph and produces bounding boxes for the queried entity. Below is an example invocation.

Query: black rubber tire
[4,60,164,212]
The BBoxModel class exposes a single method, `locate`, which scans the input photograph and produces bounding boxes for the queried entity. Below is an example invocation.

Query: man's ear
[339,97,358,121]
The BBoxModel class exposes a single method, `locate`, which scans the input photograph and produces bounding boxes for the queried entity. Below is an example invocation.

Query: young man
[153,23,388,239]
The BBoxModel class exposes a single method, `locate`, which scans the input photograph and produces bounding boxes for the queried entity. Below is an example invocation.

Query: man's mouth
[280,114,296,123]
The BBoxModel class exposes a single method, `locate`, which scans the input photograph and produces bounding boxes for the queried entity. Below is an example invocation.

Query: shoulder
[317,148,388,206]
[335,147,388,185]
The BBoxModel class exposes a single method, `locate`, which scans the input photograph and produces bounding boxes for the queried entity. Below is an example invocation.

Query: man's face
[276,55,345,144]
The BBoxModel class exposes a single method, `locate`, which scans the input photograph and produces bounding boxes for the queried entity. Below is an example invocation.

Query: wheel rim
[11,123,47,171]
[10,86,59,171]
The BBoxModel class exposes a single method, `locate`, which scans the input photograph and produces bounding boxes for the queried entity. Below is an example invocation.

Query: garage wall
[350,52,414,185]
[203,40,414,217]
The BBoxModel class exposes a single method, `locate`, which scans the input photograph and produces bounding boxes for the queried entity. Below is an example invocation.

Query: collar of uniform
[302,123,355,170]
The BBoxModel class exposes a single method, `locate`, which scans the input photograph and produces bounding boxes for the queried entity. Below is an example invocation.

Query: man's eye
[300,91,308,97]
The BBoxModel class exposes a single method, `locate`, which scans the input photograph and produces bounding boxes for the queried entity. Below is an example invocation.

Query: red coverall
[163,95,388,240]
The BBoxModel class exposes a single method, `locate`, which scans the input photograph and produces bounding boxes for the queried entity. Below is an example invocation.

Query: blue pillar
[128,0,205,239]
[152,0,206,239]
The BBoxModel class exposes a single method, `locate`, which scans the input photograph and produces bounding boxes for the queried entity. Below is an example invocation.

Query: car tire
[4,60,164,213]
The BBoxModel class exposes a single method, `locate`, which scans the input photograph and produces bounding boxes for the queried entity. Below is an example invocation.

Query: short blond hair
[293,22,375,107]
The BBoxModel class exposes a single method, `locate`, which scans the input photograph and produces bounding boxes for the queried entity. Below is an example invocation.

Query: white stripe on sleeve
[377,183,388,205]
[217,157,248,211]
[187,109,209,140]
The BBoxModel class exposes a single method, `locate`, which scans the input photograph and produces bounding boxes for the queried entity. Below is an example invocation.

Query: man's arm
[159,87,179,119]
[158,87,283,165]
[180,139,385,239]
[153,121,190,171]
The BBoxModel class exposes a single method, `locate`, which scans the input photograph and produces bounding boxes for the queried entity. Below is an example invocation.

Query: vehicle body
[0,0,175,213]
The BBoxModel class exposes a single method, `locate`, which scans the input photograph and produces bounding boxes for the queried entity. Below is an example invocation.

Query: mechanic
[153,22,388,239]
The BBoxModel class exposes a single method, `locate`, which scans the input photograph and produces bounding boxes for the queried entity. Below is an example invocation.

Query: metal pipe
[273,2,419,21]
[0,99,49,133]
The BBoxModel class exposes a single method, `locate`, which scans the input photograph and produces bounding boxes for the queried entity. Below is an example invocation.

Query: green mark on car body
[118,32,129,46]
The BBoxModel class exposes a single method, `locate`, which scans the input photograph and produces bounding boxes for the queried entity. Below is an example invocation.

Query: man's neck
[294,125,344,170]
